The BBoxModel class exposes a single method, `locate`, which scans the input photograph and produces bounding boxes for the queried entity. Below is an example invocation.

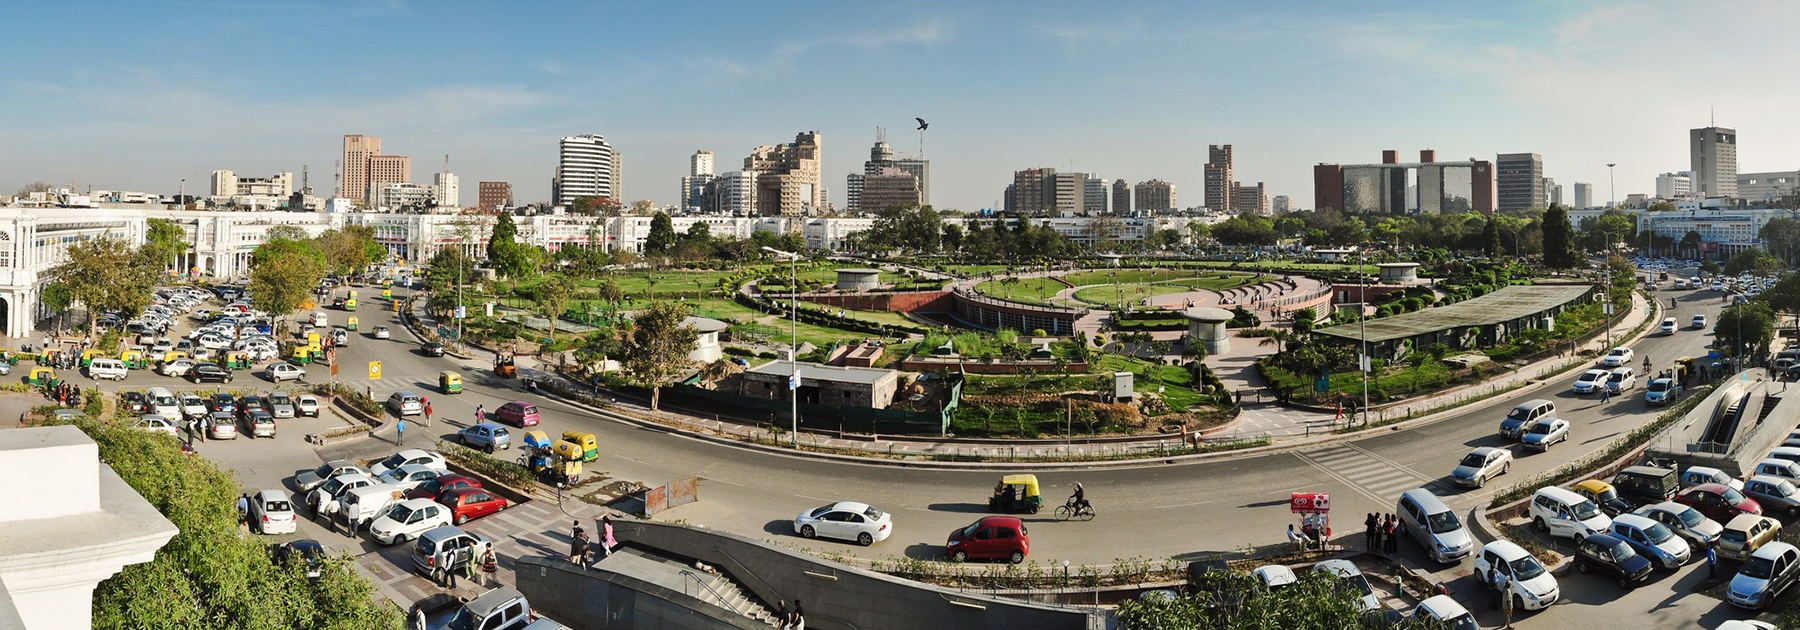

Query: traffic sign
[368,361,382,380]
[331,363,339,377]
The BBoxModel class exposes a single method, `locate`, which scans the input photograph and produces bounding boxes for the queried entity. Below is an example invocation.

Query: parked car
[1613,466,1681,509]
[1573,369,1611,394]
[495,401,540,427]
[1530,487,1611,542]
[1635,501,1723,549]
[265,362,306,382]
[1397,488,1474,564]
[207,411,238,439]
[437,487,511,525]
[946,515,1029,563]
[131,414,181,438]
[386,391,424,416]
[1720,514,1783,562]
[1312,559,1380,612]
[1728,542,1800,610]
[1743,476,1800,518]
[1607,513,1692,570]
[249,489,298,535]
[406,474,482,501]
[158,358,197,377]
[1450,447,1512,488]
[1473,540,1559,611]
[239,410,276,438]
[370,448,448,478]
[1676,483,1763,522]
[295,460,368,493]
[457,422,512,452]
[120,391,150,415]
[375,464,444,493]
[1601,347,1635,367]
[1572,480,1635,517]
[191,363,234,383]
[1572,533,1654,589]
[1520,418,1570,451]
[1250,564,1298,593]
[444,586,533,630]
[369,498,452,545]
[295,394,321,417]
[178,393,209,420]
[1410,595,1477,630]
[271,539,326,579]
[410,525,491,580]
[307,473,375,516]
[794,501,893,546]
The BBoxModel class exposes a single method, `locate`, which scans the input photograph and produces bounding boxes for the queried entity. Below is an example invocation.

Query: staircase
[601,547,781,627]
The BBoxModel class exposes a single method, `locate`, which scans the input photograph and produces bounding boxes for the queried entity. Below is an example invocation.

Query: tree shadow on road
[926,502,994,514]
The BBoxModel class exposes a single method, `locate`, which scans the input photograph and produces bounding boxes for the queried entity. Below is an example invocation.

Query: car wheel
[1512,595,1523,612]
[1477,474,1486,488]
[800,525,816,539]
[395,533,408,544]
[1009,551,1024,564]
[858,532,873,546]
[1502,462,1511,474]
[1534,517,1547,533]
[456,513,469,525]
[1573,533,1585,545]
[1577,561,1589,574]
[1617,576,1631,590]
[951,550,967,563]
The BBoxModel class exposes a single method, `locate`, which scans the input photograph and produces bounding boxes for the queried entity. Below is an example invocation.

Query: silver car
[295,394,321,417]
[265,392,297,419]
[1451,447,1513,488]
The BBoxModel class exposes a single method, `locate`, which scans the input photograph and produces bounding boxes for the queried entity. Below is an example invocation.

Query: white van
[1530,486,1612,542]
[309,311,329,327]
[86,358,129,381]
[146,387,180,419]
[1398,488,1474,563]
[342,483,410,529]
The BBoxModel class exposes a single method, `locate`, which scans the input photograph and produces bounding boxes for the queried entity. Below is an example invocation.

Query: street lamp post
[1607,163,1617,209]
[1358,249,1369,427]
[762,246,801,446]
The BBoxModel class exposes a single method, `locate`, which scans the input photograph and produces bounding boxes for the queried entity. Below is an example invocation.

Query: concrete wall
[515,556,762,630]
[801,291,953,314]
[613,521,1105,630]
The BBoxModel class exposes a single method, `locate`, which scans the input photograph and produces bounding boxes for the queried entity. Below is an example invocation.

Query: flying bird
[915,118,928,131]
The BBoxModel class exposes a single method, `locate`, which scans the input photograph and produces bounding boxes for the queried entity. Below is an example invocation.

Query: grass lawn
[1069,274,1258,305]
[803,303,921,330]
[972,277,1074,305]
[939,264,1016,276]
[729,318,890,349]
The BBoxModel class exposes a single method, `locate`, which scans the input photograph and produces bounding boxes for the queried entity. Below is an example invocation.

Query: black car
[120,391,150,415]
[237,396,266,421]
[191,364,234,384]
[272,539,326,579]
[207,393,237,416]
[422,342,446,357]
[1574,533,1655,589]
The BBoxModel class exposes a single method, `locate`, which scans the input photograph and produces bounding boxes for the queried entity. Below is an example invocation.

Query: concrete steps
[606,547,781,627]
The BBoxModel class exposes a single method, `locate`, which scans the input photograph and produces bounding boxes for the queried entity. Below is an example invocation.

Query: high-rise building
[433,171,459,207]
[1738,171,1800,205]
[1083,175,1108,215]
[209,170,293,198]
[860,167,922,213]
[1009,168,1053,214]
[1049,172,1085,215]
[860,132,929,206]
[1111,179,1131,215]
[1204,145,1233,212]
[691,149,714,178]
[1315,150,1493,215]
[1573,182,1593,209]
[1271,195,1291,213]
[1655,172,1694,200]
[1232,182,1267,214]
[716,170,758,215]
[610,151,624,202]
[366,155,412,202]
[1690,126,1738,199]
[1135,180,1175,212]
[844,174,864,212]
[477,182,513,210]
[745,131,823,216]
[1495,153,1545,211]
[556,134,618,205]
[341,134,381,203]
[680,149,716,211]
[1544,178,1563,207]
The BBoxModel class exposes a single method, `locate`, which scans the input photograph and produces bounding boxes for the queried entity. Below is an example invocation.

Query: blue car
[1574,533,1654,589]
[456,422,512,453]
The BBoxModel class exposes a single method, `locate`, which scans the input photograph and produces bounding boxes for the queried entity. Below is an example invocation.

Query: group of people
[567,517,618,569]
[1362,513,1399,554]
[48,380,83,408]
[435,540,498,589]
[775,599,806,630]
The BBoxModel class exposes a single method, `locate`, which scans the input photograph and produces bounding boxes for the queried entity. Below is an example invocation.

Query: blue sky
[4,1,1798,210]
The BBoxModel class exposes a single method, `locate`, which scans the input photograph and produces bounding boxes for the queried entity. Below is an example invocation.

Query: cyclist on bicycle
[1068,482,1089,514]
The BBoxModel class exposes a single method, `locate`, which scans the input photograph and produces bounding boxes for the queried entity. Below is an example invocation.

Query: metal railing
[680,569,747,617]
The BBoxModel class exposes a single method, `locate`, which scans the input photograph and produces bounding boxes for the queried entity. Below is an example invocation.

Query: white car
[1474,540,1559,611]
[793,501,893,546]
[369,498,452,545]
[266,362,306,382]
[197,334,232,350]
[1521,418,1571,450]
[249,489,299,535]
[1573,369,1611,394]
[1311,559,1380,612]
[372,325,391,339]
[1605,368,1637,392]
[1412,595,1477,630]
[178,393,209,420]
[369,449,448,479]
[1693,314,1709,329]
[1660,318,1677,334]
[158,358,198,377]
[307,473,375,515]
[375,464,444,493]
[1601,347,1635,367]
[386,391,424,416]
[295,394,321,417]
[1250,564,1298,593]
[131,414,182,438]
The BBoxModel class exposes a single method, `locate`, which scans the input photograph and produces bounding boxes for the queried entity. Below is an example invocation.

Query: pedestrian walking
[411,604,427,630]
[1600,387,1612,404]
[789,600,805,630]
[475,404,486,424]
[480,543,498,587]
[1707,543,1718,579]
[464,544,480,584]
[570,531,589,566]
[602,515,616,558]
[1500,574,1514,629]
[424,401,433,425]
[777,601,793,630]
[396,416,406,444]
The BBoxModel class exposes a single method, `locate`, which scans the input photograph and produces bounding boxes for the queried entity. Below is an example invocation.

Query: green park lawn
[1069,274,1258,305]
[972,277,1075,305]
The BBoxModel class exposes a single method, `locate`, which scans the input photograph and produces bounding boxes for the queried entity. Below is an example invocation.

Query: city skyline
[4,2,1800,211]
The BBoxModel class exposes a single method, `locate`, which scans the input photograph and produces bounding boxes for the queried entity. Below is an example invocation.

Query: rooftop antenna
[444,153,450,173]
[301,165,309,192]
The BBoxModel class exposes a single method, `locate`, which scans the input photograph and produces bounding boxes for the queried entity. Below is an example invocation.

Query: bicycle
[1056,499,1095,521]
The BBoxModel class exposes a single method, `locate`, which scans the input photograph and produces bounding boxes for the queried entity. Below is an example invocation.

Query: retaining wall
[515,556,761,630]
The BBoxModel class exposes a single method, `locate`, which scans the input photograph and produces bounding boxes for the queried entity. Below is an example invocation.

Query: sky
[5,0,1800,211]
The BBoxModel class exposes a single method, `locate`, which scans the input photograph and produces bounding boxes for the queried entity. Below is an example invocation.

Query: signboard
[438,325,459,340]
[644,476,700,516]
[454,306,466,319]
[331,363,339,377]
[1290,492,1331,514]
[368,361,382,380]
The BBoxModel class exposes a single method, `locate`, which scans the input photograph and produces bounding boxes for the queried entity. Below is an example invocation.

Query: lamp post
[1358,249,1369,427]
[1607,163,1617,209]
[762,246,801,446]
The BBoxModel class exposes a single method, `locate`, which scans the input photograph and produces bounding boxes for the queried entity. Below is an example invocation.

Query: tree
[267,225,308,241]
[48,417,405,630]
[1290,307,1317,334]
[1763,272,1800,339]
[52,236,157,334]
[1481,217,1502,257]
[13,181,51,197]
[570,195,622,216]
[618,300,697,411]
[1715,302,1775,364]
[1540,205,1579,268]
[629,200,656,216]
[858,204,943,254]
[1724,249,1783,277]
[1759,217,1800,264]
[1117,568,1396,630]
[487,213,533,279]
[1681,231,1704,259]
[250,244,327,325]
[941,223,964,251]
[314,226,386,276]
[645,212,678,255]
[41,281,72,337]
[1212,212,1278,247]
[532,275,576,343]
[143,218,188,271]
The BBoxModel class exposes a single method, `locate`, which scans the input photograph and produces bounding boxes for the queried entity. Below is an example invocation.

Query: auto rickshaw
[392,299,402,312]
[561,431,598,462]
[347,316,359,331]
[495,355,517,379]
[80,349,107,367]
[0,350,16,366]
[225,351,250,370]
[27,367,55,387]
[291,346,314,365]
[161,350,189,363]
[306,332,321,348]
[345,297,357,311]
[382,288,392,300]
[439,371,463,394]
[517,431,581,485]
[1675,356,1697,385]
[988,474,1042,514]
[36,348,58,366]
[119,350,147,370]
[1572,479,1634,517]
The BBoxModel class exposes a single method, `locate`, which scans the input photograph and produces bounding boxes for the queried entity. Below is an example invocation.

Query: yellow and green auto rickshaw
[161,350,189,364]
[561,431,598,462]
[345,297,358,311]
[225,351,250,370]
[119,350,147,370]
[382,288,392,300]
[346,316,359,331]
[291,346,314,365]
[80,349,107,367]
[988,474,1043,514]
[439,371,463,394]
[27,367,55,387]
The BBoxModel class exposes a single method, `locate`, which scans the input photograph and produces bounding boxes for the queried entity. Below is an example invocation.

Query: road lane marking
[1154,500,1216,509]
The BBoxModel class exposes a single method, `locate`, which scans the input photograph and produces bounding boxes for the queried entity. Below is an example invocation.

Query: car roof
[1726,513,1772,528]
[255,489,290,502]
[1611,513,1655,529]
[1748,475,1791,487]
[1311,558,1361,577]
[461,586,527,617]
[1251,564,1297,583]
[1416,594,1467,617]
[470,422,508,430]
[1685,483,1731,493]
[1535,486,1583,502]
[1750,541,1797,559]
[396,498,439,509]
[1584,532,1626,546]
[1482,539,1530,561]
[1467,446,1502,457]
[391,463,437,475]
[827,501,873,513]
[395,448,432,459]
[977,515,1023,527]
[1582,369,1609,376]
[444,486,488,498]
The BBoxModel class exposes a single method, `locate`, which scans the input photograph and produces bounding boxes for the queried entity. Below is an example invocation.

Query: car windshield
[1609,540,1636,560]
[321,478,345,494]
[1594,487,1619,502]
[1674,507,1704,528]
[1649,382,1669,392]
[1527,423,1554,435]
[863,506,886,520]
[1643,522,1675,544]
[1777,480,1800,497]
[1427,511,1461,534]
[1446,612,1479,630]
[1335,573,1372,596]
[1509,556,1546,581]
[379,454,407,469]
[446,607,485,630]
[1571,501,1601,521]
[386,504,414,522]
[311,463,336,478]
[1459,453,1488,467]
[1580,372,1602,382]
[271,394,291,404]
[1743,557,1776,579]
[1507,407,1529,420]
[809,505,834,518]
[1722,487,1748,503]
[961,523,982,538]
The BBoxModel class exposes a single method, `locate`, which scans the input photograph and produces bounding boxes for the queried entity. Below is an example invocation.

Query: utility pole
[1607,163,1617,209]
[1359,249,1370,427]
[763,246,802,446]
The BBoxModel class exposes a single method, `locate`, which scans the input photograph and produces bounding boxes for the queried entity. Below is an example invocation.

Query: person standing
[424,401,433,426]
[1363,513,1377,550]
[464,543,480,585]
[236,493,250,528]
[569,530,589,566]
[1707,543,1718,579]
[441,547,460,589]
[480,543,498,587]
[1500,574,1514,629]
[475,404,486,424]
[396,416,406,444]
[601,515,617,559]
[1384,515,1398,554]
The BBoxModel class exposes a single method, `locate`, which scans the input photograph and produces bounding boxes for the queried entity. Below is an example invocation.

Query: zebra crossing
[1293,442,1451,506]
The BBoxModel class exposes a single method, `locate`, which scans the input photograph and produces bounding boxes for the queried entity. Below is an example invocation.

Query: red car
[946,516,1029,564]
[1675,483,1762,522]
[437,487,510,524]
[405,474,481,501]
